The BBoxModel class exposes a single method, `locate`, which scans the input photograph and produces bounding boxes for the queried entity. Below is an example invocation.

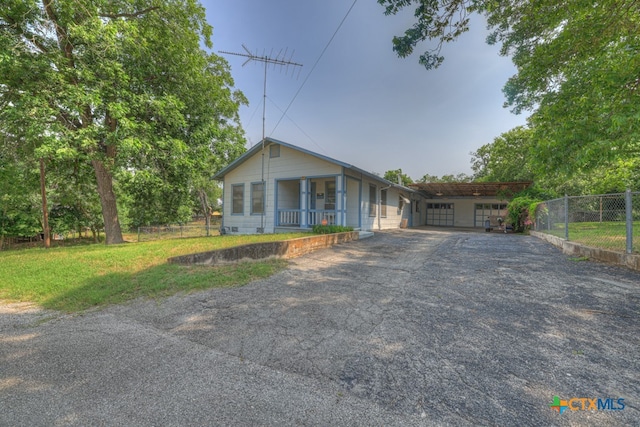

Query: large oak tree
[1,0,246,244]
[380,0,640,184]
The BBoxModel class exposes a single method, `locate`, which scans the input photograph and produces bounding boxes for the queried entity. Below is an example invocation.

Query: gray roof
[213,137,417,193]
[410,181,533,198]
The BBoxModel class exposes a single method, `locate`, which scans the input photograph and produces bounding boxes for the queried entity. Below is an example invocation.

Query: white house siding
[277,180,299,210]
[345,176,361,228]
[356,178,410,231]
[411,197,424,227]
[223,151,267,233]
[222,144,341,234]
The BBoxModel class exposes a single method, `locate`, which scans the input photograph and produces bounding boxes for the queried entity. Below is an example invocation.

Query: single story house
[213,138,423,234]
[213,137,532,233]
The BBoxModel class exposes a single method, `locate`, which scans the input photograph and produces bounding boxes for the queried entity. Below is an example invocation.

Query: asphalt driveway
[1,228,639,426]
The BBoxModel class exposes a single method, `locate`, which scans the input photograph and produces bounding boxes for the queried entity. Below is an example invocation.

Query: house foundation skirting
[168,232,360,266]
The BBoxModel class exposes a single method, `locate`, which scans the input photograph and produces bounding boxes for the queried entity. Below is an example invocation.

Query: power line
[266,96,327,155]
[220,44,303,145]
[219,45,303,233]
[269,0,359,137]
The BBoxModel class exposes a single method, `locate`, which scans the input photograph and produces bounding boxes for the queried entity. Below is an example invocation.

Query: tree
[418,173,472,183]
[384,169,413,186]
[470,126,534,182]
[0,145,41,248]
[1,0,246,244]
[486,1,640,175]
[192,170,223,235]
[378,0,475,69]
[380,0,640,182]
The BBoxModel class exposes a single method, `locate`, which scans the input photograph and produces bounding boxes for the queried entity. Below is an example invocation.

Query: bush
[312,225,354,234]
[507,196,542,232]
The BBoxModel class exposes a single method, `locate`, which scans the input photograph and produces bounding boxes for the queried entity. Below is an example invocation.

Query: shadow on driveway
[1,229,638,426]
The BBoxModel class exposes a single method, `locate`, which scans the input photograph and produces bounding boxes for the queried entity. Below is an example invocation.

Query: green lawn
[542,221,640,253]
[0,233,308,312]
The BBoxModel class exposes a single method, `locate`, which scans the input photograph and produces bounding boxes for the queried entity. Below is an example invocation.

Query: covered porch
[275,175,360,229]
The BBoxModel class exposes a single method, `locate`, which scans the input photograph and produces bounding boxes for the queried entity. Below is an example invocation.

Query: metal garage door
[426,203,454,226]
[474,203,508,227]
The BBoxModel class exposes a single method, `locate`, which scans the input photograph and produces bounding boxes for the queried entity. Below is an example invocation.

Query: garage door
[474,203,508,227]
[426,203,454,226]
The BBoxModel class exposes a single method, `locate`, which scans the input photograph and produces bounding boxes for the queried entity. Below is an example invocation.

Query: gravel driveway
[1,228,638,426]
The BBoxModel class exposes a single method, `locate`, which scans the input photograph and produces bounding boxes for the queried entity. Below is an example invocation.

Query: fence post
[626,189,633,254]
[137,227,140,243]
[564,194,569,240]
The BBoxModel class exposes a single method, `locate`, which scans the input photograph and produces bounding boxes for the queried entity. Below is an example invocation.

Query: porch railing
[277,209,337,227]
[278,209,301,226]
[308,210,336,226]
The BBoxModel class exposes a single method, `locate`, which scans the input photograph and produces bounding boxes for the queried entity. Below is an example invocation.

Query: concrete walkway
[1,229,638,426]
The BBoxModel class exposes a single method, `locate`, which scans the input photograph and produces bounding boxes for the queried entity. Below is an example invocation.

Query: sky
[202,0,528,180]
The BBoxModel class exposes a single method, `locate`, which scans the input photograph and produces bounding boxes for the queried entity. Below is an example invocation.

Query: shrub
[507,196,542,232]
[312,225,354,234]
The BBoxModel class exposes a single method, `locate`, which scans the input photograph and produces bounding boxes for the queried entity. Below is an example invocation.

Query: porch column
[336,174,344,226]
[300,178,308,228]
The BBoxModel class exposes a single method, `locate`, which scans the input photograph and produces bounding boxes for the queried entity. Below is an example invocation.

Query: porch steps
[358,231,374,239]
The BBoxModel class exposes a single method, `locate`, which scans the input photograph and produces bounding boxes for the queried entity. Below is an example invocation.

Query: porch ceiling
[409,181,532,198]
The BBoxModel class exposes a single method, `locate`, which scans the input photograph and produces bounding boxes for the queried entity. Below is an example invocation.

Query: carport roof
[409,181,532,198]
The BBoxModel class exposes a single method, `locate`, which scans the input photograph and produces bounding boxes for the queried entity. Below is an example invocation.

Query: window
[269,144,280,158]
[369,184,377,217]
[380,189,387,217]
[325,181,336,210]
[251,182,264,214]
[232,184,244,214]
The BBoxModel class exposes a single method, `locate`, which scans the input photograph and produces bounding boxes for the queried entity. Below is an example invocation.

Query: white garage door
[426,203,454,226]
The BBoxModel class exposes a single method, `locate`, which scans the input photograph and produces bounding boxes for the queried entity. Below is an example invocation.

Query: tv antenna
[220,44,303,146]
[220,44,303,232]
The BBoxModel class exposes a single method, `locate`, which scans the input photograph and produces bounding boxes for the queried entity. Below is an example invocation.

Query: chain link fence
[135,220,221,242]
[535,190,639,254]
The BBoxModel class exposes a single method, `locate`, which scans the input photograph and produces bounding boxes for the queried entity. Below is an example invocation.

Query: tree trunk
[92,159,125,244]
[197,189,210,236]
[39,158,51,249]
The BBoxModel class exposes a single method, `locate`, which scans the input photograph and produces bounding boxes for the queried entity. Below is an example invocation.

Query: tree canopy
[470,126,533,183]
[418,173,472,183]
[383,169,413,186]
[381,0,640,193]
[1,0,246,244]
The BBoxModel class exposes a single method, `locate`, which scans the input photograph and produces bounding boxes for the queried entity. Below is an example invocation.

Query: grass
[0,233,309,313]
[542,221,640,253]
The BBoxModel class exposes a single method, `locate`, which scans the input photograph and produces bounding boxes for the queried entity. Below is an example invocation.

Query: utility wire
[266,96,326,154]
[269,0,359,137]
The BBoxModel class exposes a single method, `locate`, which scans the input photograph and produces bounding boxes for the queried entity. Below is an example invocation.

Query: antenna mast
[220,44,303,146]
[220,45,303,233]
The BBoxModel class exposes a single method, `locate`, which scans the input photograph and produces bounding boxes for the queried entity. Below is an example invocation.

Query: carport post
[626,189,633,254]
[564,194,569,240]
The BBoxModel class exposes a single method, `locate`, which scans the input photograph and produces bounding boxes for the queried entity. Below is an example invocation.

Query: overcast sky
[202,0,528,180]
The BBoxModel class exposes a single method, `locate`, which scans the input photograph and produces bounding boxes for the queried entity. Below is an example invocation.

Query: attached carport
[410,181,532,228]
